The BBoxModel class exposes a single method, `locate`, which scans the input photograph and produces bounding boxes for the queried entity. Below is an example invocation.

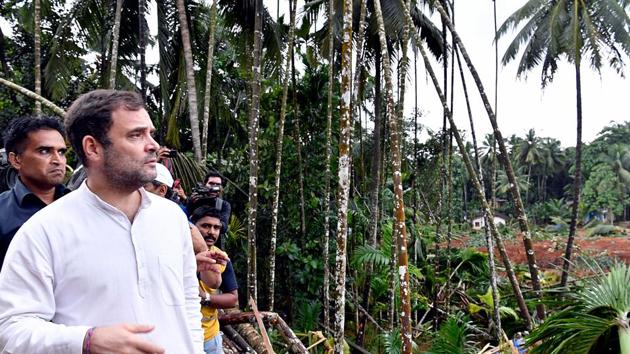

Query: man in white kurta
[0,90,203,353]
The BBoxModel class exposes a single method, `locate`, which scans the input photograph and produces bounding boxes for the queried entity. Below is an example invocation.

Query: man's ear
[7,152,21,170]
[159,184,168,197]
[82,136,102,165]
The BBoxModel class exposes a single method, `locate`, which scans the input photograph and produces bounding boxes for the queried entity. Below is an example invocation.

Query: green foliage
[526,263,630,354]
[426,316,476,354]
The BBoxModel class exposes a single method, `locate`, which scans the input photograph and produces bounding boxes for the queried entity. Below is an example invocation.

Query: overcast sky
[268,0,629,147]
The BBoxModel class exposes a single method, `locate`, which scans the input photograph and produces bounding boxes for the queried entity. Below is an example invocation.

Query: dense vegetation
[1,0,629,352]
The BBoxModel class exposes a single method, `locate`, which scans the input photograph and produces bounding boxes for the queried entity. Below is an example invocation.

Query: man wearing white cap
[144,163,175,199]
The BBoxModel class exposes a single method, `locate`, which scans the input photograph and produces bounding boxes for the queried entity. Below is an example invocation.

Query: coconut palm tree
[496,0,630,288]
[201,0,217,160]
[526,263,630,354]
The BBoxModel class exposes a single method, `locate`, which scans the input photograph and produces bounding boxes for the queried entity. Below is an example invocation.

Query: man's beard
[103,147,156,190]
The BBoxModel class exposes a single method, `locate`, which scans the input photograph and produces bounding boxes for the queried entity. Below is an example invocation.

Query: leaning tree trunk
[401,1,533,329]
[373,0,412,351]
[430,0,544,319]
[322,0,335,332]
[246,0,263,303]
[333,0,352,351]
[109,0,123,88]
[269,0,297,311]
[34,0,41,115]
[291,45,306,240]
[0,78,65,116]
[201,0,217,160]
[561,59,583,288]
[176,0,202,162]
[456,46,502,339]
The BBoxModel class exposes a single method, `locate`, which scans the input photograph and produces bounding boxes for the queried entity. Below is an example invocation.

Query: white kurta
[0,181,203,353]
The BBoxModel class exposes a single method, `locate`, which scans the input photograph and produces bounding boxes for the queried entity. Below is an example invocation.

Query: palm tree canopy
[496,0,630,86]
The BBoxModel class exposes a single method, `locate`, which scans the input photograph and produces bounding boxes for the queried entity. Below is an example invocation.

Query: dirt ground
[451,231,630,271]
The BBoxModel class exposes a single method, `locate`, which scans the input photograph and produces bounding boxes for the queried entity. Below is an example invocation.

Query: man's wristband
[83,327,95,354]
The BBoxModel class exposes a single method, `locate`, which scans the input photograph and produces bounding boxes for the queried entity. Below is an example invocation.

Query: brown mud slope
[452,235,630,270]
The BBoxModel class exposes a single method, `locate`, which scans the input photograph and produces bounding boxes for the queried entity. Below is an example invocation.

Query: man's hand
[87,324,165,354]
[195,249,229,273]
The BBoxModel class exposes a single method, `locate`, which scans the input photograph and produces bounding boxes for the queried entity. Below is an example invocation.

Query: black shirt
[0,178,69,270]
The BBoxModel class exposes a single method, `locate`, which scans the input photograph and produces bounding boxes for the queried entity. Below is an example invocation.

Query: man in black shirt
[0,116,69,270]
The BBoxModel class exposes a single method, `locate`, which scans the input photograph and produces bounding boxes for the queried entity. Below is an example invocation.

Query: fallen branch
[220,311,308,353]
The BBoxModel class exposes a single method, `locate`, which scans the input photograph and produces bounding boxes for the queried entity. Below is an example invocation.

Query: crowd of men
[0,90,237,354]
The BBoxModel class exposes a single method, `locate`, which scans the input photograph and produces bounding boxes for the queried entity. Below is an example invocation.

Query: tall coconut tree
[138,0,147,101]
[269,0,297,312]
[333,0,352,350]
[496,0,630,288]
[429,0,545,319]
[401,0,533,329]
[201,0,218,160]
[33,0,41,115]
[109,0,124,88]
[373,0,413,350]
[176,0,202,162]
[246,0,263,303]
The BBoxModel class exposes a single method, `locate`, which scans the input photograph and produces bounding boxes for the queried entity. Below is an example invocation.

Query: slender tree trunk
[34,0,41,115]
[138,0,147,102]
[401,2,533,329]
[292,51,306,240]
[246,0,263,303]
[201,0,218,160]
[333,0,352,351]
[269,0,297,312]
[456,46,502,339]
[176,0,203,162]
[373,0,412,351]
[357,45,382,347]
[430,0,544,319]
[109,0,123,88]
[322,0,335,332]
[561,60,583,288]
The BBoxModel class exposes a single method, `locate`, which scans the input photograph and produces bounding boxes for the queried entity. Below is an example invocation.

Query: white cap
[154,163,174,187]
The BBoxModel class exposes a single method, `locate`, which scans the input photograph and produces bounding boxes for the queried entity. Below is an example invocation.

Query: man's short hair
[64,90,145,165]
[3,116,65,154]
[190,206,221,224]
[203,171,223,185]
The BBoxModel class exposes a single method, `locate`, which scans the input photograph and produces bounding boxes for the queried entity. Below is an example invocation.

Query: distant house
[471,213,508,230]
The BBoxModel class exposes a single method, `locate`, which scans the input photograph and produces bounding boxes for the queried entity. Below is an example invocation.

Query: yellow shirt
[200,246,227,341]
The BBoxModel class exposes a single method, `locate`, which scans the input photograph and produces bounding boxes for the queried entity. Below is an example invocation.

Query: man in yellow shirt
[191,206,239,354]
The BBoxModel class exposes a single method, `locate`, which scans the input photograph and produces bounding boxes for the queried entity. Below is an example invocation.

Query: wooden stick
[249,297,275,354]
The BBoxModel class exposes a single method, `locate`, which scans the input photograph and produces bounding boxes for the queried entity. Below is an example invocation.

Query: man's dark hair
[64,90,145,165]
[190,205,222,224]
[203,171,223,185]
[3,116,65,154]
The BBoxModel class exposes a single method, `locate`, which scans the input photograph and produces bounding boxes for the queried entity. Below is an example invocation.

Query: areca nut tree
[322,0,335,331]
[496,0,630,288]
[201,0,218,160]
[373,0,412,351]
[429,0,546,319]
[176,0,203,162]
[269,0,297,312]
[247,0,264,303]
[34,0,41,115]
[109,0,124,88]
[333,0,352,351]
